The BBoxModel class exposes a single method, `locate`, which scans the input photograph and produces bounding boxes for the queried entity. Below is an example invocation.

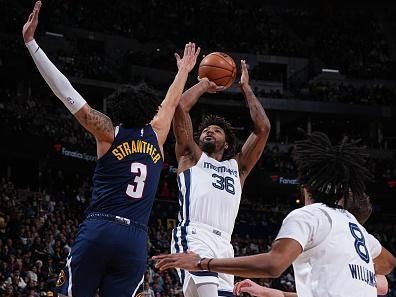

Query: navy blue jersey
[86,125,163,225]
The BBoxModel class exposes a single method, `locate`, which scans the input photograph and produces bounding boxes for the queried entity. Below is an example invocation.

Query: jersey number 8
[349,222,370,263]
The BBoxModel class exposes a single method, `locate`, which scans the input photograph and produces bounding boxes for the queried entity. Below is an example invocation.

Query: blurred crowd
[1,90,395,184]
[0,90,95,148]
[2,1,395,80]
[2,2,396,107]
[295,82,396,105]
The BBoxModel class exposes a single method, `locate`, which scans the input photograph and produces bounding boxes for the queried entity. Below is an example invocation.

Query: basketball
[198,52,237,89]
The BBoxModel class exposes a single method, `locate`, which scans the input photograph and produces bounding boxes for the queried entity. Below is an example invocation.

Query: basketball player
[23,2,200,296]
[155,132,396,297]
[231,193,389,297]
[169,58,271,297]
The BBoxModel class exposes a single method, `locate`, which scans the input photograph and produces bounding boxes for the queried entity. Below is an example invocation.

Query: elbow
[256,120,271,136]
[264,118,271,132]
[387,256,396,274]
[178,101,190,113]
[266,264,283,278]
[375,258,396,275]
[256,261,283,278]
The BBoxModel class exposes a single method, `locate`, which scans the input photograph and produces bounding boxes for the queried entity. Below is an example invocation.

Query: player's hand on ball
[198,77,225,93]
[153,251,201,272]
[239,60,250,87]
[234,279,284,297]
[23,1,42,43]
[175,42,201,73]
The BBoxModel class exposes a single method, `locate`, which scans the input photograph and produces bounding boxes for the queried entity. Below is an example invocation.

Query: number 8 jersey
[177,152,242,235]
[86,125,163,225]
[276,203,382,297]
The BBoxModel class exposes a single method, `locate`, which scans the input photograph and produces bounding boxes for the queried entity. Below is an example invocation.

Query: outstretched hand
[152,251,201,272]
[175,42,201,73]
[22,1,42,43]
[239,59,250,87]
[234,279,284,297]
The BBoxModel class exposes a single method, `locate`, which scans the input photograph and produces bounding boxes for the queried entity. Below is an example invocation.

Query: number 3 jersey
[177,152,242,235]
[86,125,163,225]
[276,203,382,297]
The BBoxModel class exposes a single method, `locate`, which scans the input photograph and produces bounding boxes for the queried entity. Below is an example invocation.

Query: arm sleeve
[25,39,86,114]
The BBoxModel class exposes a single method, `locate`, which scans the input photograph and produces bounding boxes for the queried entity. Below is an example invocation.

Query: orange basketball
[198,52,237,89]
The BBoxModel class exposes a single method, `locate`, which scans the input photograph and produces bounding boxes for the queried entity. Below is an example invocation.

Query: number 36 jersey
[177,152,242,235]
[86,125,163,225]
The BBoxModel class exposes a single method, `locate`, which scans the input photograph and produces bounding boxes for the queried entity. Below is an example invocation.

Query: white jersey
[177,152,242,236]
[172,152,242,295]
[276,203,382,297]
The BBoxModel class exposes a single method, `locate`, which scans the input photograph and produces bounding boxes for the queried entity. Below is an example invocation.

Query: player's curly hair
[293,131,372,208]
[195,114,237,160]
[107,83,161,129]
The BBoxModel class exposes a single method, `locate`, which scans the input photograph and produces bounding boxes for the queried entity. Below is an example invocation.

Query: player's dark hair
[293,131,372,208]
[345,192,372,225]
[107,83,161,129]
[196,114,237,160]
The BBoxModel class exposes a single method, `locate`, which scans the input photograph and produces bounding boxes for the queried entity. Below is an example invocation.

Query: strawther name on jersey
[111,139,161,163]
[203,162,238,177]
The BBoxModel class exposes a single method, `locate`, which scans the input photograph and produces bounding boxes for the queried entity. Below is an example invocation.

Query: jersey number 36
[212,174,235,195]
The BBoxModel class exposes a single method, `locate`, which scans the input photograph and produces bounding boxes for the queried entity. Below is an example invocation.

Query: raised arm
[150,43,200,148]
[235,60,271,185]
[23,1,114,157]
[172,76,224,168]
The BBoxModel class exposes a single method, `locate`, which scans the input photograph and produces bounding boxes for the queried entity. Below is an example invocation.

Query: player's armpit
[74,104,114,143]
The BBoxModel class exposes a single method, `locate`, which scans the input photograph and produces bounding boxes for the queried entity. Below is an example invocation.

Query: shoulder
[284,204,330,222]
[222,157,239,169]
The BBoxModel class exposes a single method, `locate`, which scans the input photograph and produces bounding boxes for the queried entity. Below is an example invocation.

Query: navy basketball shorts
[56,216,147,297]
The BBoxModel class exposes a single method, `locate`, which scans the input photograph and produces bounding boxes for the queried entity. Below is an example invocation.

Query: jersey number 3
[126,162,147,199]
[349,222,370,263]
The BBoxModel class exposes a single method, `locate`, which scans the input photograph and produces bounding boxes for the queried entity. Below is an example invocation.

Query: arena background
[1,0,396,296]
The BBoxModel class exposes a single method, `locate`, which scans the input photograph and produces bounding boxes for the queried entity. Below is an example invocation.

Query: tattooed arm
[74,105,115,158]
[235,60,271,186]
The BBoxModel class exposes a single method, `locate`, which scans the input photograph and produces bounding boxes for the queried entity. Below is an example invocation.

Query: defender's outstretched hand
[240,59,250,87]
[153,251,201,272]
[175,42,201,72]
[234,279,284,297]
[23,1,42,43]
